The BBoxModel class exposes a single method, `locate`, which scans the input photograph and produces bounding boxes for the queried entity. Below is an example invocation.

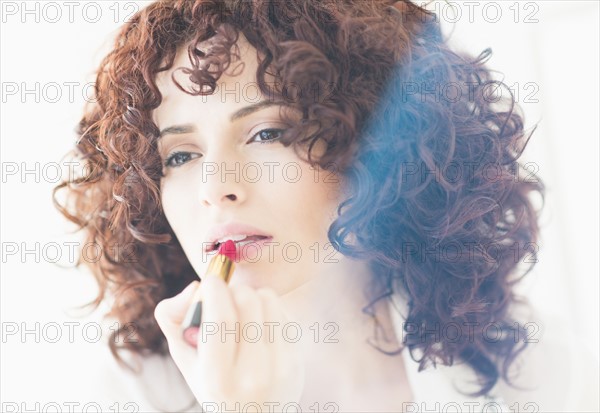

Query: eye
[248,128,285,144]
[163,151,201,168]
[162,128,286,171]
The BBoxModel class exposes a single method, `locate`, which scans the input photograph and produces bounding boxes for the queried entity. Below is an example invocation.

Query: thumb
[154,280,200,336]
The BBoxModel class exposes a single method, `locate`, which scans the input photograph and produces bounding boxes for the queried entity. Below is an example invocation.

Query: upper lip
[204,222,272,253]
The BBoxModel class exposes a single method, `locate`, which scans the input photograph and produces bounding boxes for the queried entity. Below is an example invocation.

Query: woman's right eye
[163,151,201,168]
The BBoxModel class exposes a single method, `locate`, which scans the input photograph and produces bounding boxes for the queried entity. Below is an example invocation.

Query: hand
[154,276,306,411]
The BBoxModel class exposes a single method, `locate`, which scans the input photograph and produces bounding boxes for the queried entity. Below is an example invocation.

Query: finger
[154,280,200,335]
[233,284,268,376]
[260,289,306,396]
[196,274,239,375]
[259,288,295,354]
[255,288,287,345]
[256,288,302,391]
[154,281,200,360]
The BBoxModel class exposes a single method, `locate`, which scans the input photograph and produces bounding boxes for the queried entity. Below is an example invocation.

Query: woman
[53,0,594,411]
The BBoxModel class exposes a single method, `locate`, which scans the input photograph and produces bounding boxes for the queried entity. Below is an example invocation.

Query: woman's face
[153,35,346,294]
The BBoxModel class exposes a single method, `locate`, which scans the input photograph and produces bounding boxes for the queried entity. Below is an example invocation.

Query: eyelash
[162,128,286,169]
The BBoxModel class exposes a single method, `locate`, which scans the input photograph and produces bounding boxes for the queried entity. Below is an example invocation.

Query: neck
[280,255,377,330]
[280,255,408,410]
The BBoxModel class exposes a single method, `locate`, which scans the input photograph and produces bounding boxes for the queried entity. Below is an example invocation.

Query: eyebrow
[158,100,288,139]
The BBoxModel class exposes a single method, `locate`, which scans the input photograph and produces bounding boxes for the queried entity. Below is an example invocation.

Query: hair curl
[53,0,545,397]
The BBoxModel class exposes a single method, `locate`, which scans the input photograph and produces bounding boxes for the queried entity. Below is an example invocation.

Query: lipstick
[182,240,237,347]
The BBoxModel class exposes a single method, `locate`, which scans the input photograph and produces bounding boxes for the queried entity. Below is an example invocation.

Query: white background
[1,0,599,410]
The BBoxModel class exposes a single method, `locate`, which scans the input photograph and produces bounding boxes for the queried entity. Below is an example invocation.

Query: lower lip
[228,237,274,262]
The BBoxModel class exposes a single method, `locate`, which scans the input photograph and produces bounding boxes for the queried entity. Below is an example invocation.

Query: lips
[209,235,272,252]
[204,222,273,253]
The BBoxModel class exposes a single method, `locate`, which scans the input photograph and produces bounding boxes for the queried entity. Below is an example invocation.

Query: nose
[203,193,238,207]
[199,155,247,208]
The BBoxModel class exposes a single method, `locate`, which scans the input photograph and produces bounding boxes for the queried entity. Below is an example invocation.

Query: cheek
[281,168,342,226]
[160,179,186,230]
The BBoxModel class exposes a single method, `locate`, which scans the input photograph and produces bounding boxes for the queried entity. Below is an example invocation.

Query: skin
[153,33,414,411]
[154,37,343,295]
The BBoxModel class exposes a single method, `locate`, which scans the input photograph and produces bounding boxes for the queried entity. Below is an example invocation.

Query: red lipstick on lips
[216,239,237,262]
[181,240,236,347]
[205,222,272,254]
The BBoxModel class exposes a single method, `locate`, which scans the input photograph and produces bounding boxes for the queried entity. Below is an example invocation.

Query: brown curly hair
[53,0,545,397]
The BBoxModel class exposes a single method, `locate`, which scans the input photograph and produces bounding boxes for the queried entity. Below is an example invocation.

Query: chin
[227,270,274,290]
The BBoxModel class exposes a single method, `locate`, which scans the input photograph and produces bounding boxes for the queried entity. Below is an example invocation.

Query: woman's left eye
[249,128,285,144]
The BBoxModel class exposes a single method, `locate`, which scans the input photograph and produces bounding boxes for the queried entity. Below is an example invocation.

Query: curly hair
[53,0,545,397]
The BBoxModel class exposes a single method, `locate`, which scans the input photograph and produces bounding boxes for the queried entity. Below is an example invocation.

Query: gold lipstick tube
[182,252,235,347]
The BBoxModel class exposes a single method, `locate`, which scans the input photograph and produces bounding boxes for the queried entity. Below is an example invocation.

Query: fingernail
[183,326,199,348]
[182,298,202,348]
